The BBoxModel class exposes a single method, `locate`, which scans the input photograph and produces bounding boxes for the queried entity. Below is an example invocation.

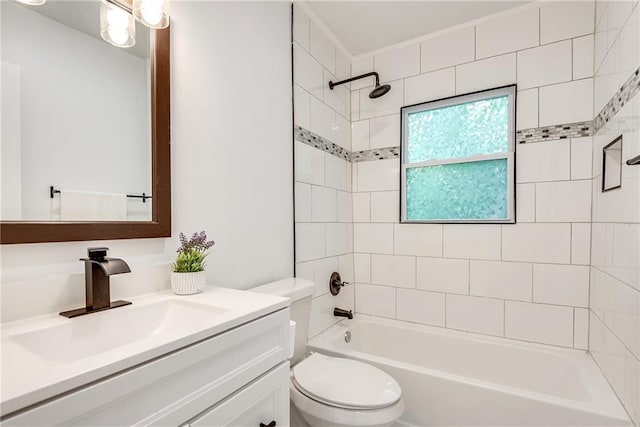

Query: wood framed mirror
[0,0,170,244]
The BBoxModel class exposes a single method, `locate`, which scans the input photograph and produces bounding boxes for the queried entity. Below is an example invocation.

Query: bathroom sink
[1,286,290,417]
[12,299,229,363]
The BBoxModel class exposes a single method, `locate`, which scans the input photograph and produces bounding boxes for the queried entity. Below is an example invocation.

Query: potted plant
[171,231,215,295]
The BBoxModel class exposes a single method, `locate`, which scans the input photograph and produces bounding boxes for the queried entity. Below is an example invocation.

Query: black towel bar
[49,186,152,203]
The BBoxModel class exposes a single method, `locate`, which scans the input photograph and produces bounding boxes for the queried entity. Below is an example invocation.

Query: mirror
[602,135,623,192]
[0,0,170,244]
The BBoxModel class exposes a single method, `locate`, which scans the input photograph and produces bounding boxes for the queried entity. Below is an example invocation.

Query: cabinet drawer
[188,362,289,427]
[4,309,290,426]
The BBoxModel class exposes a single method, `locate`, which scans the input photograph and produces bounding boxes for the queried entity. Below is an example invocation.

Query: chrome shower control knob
[329,271,349,296]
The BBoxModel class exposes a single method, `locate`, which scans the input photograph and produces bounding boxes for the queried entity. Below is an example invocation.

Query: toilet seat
[292,353,402,410]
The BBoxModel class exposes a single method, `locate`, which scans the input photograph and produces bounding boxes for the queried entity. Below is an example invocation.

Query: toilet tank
[250,278,315,365]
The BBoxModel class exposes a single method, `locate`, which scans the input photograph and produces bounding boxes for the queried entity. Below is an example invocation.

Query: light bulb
[140,0,163,26]
[133,0,169,29]
[100,1,135,48]
[14,0,46,5]
[107,25,129,45]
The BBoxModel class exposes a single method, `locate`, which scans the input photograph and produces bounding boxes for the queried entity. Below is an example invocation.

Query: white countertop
[0,286,289,417]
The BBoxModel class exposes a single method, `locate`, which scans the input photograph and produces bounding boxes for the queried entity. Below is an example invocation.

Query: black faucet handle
[87,247,109,261]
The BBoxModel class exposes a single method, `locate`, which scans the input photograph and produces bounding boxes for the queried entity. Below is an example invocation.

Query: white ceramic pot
[171,271,205,295]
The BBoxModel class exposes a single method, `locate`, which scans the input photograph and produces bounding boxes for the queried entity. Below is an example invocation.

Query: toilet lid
[292,353,401,410]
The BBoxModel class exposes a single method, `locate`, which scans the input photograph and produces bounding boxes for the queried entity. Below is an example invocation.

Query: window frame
[400,84,517,224]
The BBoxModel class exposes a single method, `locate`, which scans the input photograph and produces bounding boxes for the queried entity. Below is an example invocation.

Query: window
[400,85,516,223]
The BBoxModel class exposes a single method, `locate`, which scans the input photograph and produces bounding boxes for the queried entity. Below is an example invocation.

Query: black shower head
[369,84,391,99]
[328,71,391,99]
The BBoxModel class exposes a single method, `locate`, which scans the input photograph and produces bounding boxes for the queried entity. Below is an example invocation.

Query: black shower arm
[329,72,380,90]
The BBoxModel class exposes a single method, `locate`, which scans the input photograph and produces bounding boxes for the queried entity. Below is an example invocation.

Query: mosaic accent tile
[595,67,640,132]
[295,126,350,161]
[516,121,594,144]
[352,147,400,163]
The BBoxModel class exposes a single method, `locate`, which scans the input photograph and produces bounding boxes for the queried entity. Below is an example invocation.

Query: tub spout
[334,307,353,319]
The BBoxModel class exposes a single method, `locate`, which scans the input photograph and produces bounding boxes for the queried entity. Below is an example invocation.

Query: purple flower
[177,230,215,254]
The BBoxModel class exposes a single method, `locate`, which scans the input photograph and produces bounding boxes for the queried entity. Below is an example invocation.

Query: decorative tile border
[295,126,350,161]
[516,121,593,144]
[296,69,640,162]
[352,147,400,162]
[594,67,640,132]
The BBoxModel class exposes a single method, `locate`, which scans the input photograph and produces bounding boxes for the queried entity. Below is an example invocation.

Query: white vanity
[0,287,291,426]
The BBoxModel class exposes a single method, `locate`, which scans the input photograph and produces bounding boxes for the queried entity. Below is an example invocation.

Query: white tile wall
[295,141,325,186]
[356,158,399,192]
[446,294,505,336]
[533,264,590,307]
[535,180,592,222]
[374,43,420,82]
[420,27,475,73]
[351,56,375,90]
[538,79,594,126]
[470,261,532,302]
[309,23,335,74]
[370,191,399,222]
[403,67,456,106]
[354,223,394,254]
[371,254,416,288]
[475,8,539,59]
[324,69,347,119]
[417,257,469,295]
[540,1,595,44]
[354,253,371,283]
[292,4,309,50]
[296,223,325,262]
[573,35,595,79]
[505,301,574,346]
[294,0,612,360]
[456,53,516,94]
[353,192,370,222]
[326,223,348,256]
[443,225,501,260]
[351,120,370,151]
[356,283,396,318]
[502,223,572,263]
[516,89,539,130]
[370,114,400,149]
[516,183,536,222]
[516,140,571,183]
[294,43,324,100]
[394,224,443,257]
[311,186,337,222]
[310,97,336,142]
[396,289,446,326]
[517,41,572,89]
[295,182,312,222]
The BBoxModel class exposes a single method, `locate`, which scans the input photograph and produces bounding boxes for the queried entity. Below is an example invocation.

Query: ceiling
[305,1,533,56]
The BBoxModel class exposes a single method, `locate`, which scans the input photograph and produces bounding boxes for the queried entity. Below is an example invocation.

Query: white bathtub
[308,315,632,426]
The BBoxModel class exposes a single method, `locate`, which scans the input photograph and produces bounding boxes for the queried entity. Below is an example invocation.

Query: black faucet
[60,247,132,318]
[334,307,353,319]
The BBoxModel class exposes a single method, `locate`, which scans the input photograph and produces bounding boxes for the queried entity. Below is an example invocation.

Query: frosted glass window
[401,86,516,223]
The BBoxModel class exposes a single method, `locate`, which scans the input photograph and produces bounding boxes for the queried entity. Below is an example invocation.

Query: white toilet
[251,278,404,427]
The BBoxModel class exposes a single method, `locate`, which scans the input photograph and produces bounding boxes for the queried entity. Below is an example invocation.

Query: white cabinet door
[189,362,289,427]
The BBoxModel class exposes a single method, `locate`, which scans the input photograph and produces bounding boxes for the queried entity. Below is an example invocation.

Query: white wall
[589,1,640,424]
[0,1,294,322]
[1,2,151,221]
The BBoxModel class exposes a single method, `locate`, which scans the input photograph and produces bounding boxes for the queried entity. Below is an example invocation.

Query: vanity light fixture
[100,0,136,48]
[14,0,47,5]
[132,0,169,29]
